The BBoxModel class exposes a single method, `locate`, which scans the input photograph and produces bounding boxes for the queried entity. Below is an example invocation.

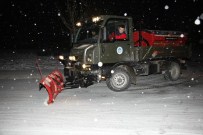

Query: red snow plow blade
[39,70,64,104]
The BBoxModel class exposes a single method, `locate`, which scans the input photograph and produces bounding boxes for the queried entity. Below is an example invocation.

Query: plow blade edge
[39,70,64,104]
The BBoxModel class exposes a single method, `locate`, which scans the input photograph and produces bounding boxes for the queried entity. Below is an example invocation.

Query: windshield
[75,20,103,44]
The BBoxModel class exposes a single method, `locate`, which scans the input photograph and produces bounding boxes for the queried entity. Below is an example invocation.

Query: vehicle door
[100,19,132,64]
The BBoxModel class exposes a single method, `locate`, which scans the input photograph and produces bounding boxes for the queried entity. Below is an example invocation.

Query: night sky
[0,0,202,50]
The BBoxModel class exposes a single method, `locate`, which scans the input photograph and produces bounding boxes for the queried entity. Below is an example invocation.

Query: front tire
[106,68,131,92]
[164,61,181,81]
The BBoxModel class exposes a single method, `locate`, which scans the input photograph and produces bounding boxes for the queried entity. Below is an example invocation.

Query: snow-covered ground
[0,50,203,135]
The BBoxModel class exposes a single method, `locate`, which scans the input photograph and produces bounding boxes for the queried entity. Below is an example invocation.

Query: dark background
[0,0,202,55]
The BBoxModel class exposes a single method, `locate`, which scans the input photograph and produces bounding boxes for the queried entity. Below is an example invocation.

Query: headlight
[92,16,101,22]
[76,22,82,27]
[69,56,77,61]
[82,64,91,69]
[59,55,64,60]
[82,64,87,69]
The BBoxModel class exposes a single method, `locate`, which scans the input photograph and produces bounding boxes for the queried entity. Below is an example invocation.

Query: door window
[103,19,129,42]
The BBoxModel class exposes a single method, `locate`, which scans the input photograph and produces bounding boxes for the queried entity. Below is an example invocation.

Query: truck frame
[59,15,191,92]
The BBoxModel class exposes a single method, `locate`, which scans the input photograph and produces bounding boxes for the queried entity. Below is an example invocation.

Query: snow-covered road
[0,50,203,135]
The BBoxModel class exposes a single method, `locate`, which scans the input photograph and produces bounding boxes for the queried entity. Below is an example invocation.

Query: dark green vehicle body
[59,15,191,91]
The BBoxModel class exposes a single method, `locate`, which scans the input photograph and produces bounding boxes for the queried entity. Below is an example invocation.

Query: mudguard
[39,70,64,104]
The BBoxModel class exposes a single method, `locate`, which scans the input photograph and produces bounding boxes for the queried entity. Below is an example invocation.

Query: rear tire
[164,62,181,81]
[106,68,131,92]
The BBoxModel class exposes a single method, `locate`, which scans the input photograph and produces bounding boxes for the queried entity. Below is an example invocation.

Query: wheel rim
[112,73,127,88]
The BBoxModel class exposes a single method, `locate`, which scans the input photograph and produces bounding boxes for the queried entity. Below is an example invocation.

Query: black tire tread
[164,62,181,81]
[106,68,131,92]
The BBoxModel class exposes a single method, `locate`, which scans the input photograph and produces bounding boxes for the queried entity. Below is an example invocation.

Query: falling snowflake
[191,78,194,81]
[194,17,201,25]
[42,49,45,52]
[124,13,127,16]
[34,23,37,26]
[164,5,169,10]
[57,12,61,17]
[180,34,184,38]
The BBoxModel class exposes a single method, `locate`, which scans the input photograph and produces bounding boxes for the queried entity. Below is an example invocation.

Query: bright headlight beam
[69,56,76,61]
[59,55,64,60]
[92,16,101,22]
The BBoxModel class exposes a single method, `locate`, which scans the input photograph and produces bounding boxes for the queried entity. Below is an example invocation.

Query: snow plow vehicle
[40,15,191,104]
